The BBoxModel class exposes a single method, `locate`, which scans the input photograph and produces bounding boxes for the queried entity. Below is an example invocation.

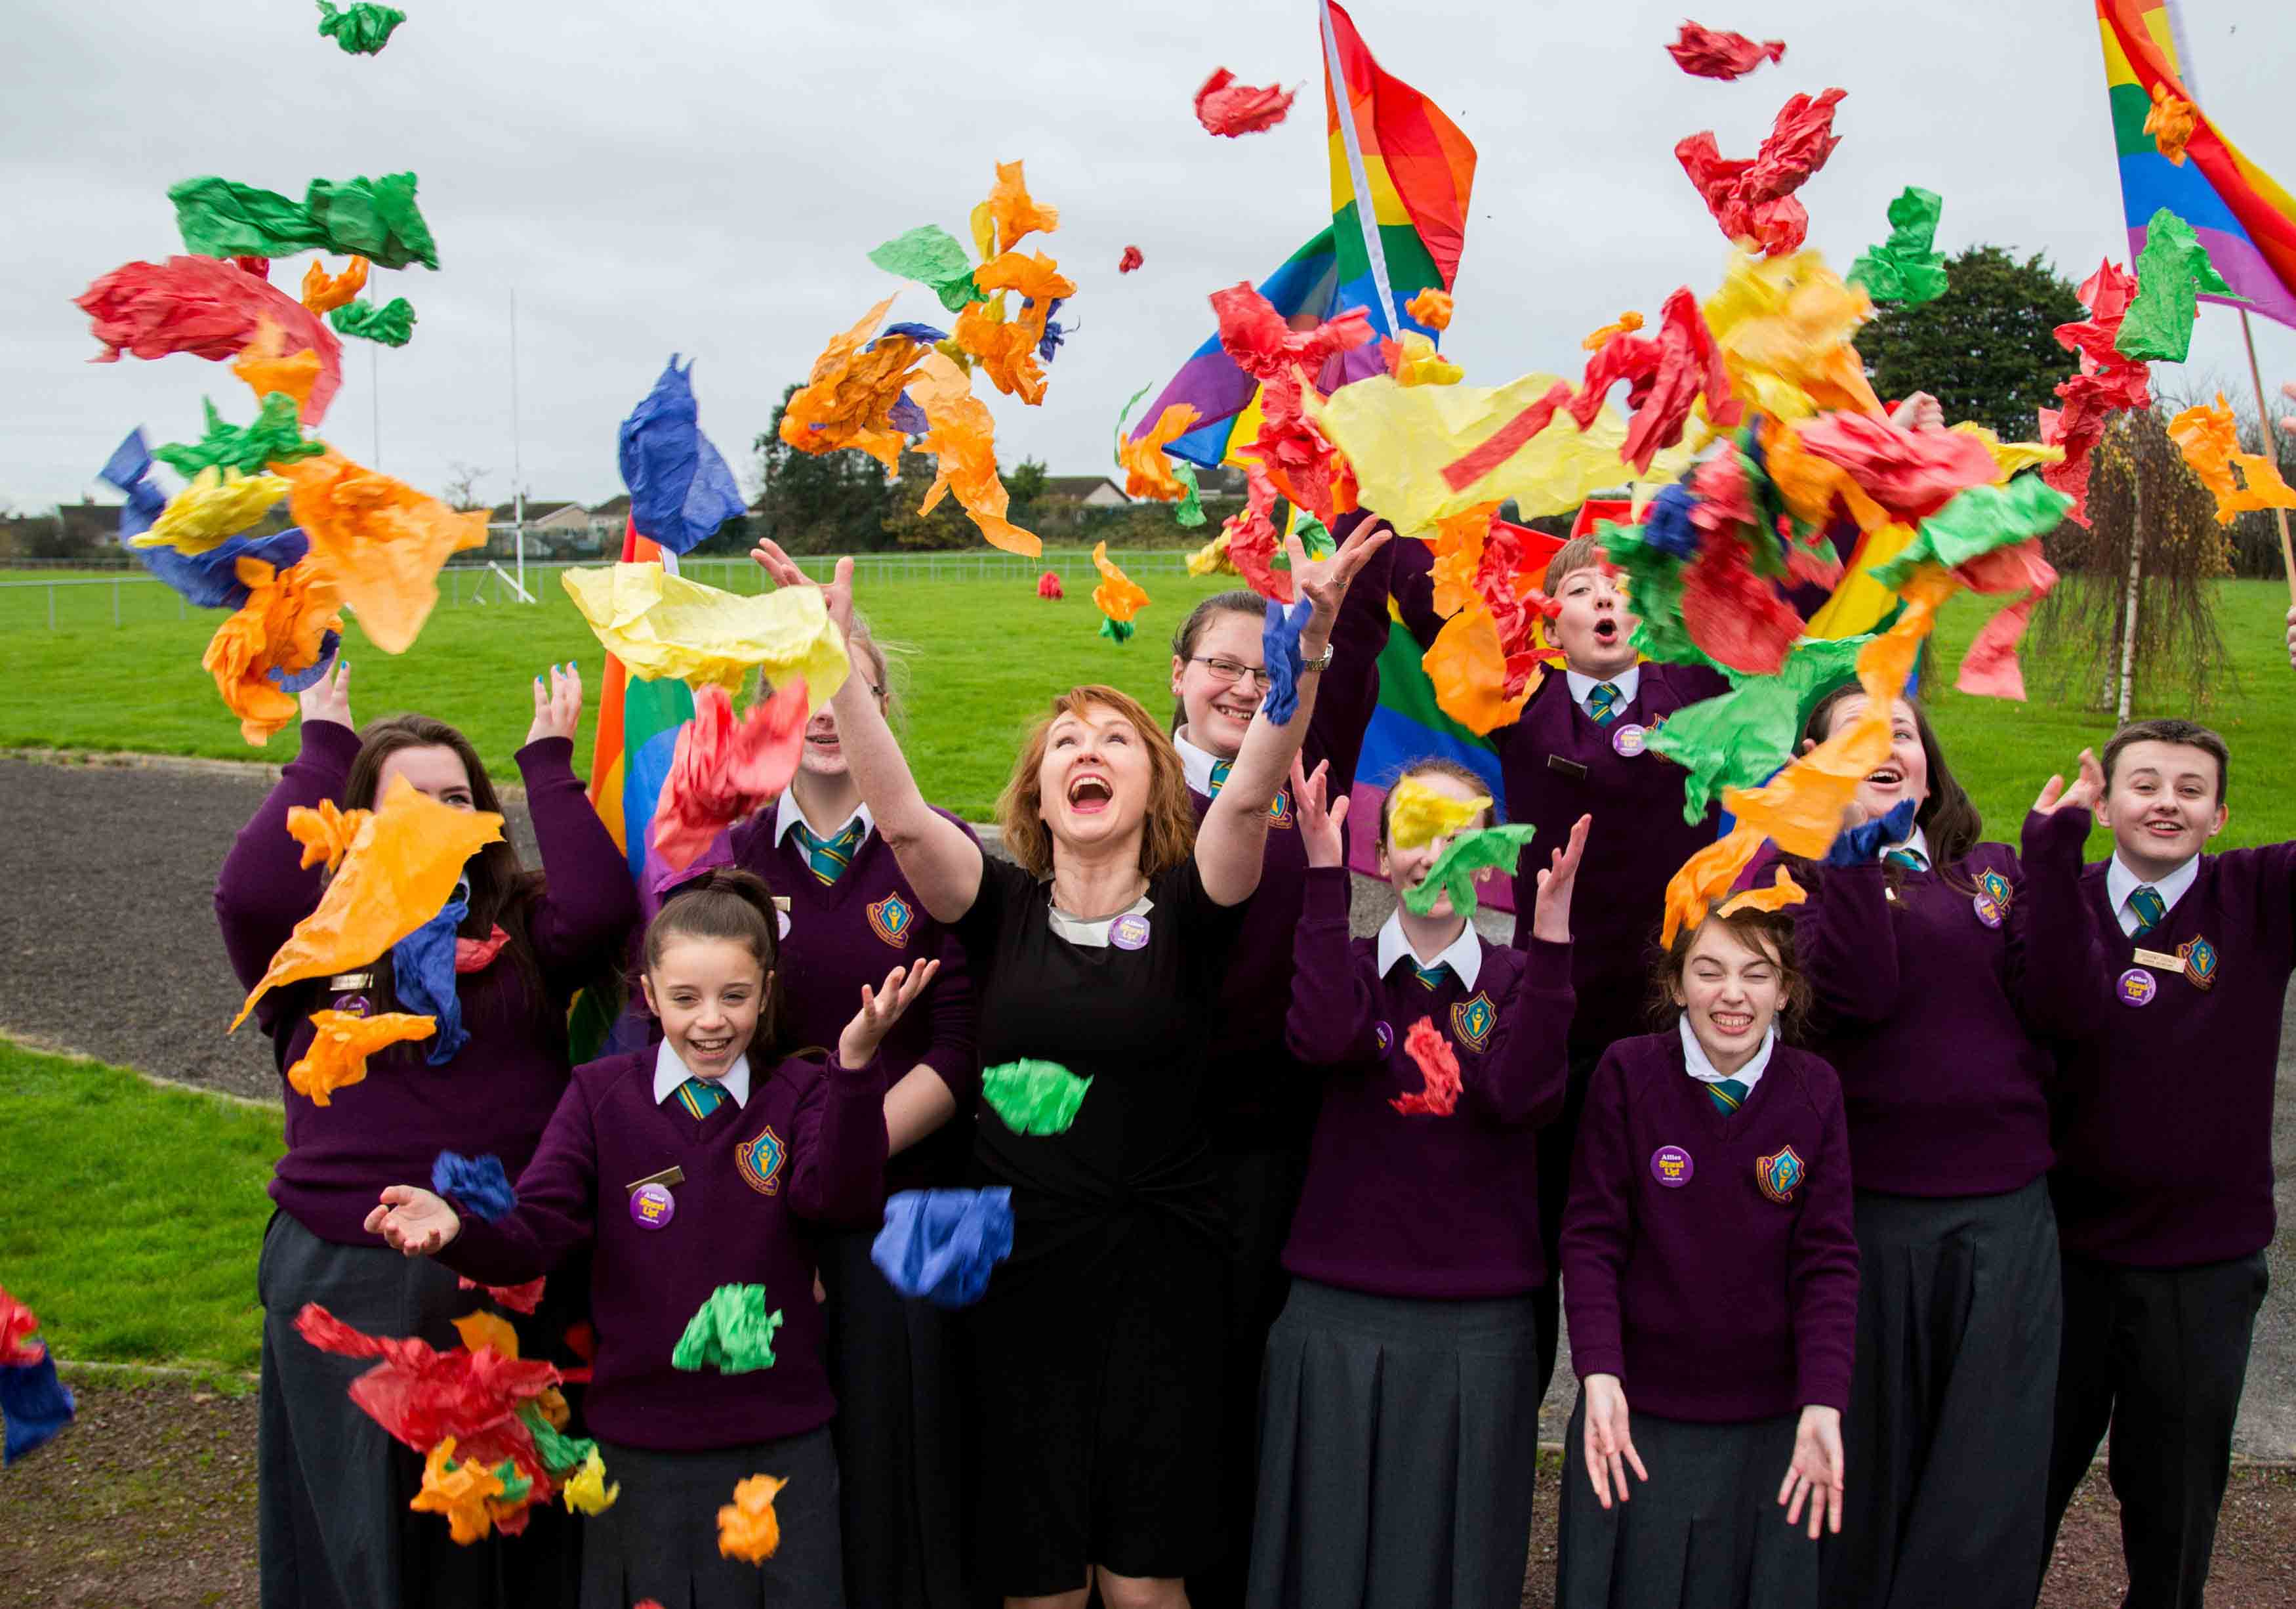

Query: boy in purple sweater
[2022,721,2284,1609]
[1558,902,1859,1609]
[1248,758,1581,1609]
[369,869,925,1609]
[1393,531,1729,1403]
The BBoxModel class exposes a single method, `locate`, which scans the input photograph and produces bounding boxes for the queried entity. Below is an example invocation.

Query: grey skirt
[580,1429,842,1609]
[1556,1394,1818,1609]
[1246,1278,1542,1609]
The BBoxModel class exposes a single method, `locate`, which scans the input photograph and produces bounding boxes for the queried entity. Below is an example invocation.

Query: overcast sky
[8,0,2295,515]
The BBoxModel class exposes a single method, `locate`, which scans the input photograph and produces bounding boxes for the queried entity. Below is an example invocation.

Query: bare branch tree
[443,462,492,511]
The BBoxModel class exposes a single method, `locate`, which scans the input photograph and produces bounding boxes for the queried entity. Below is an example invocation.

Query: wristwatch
[1300,642,1335,675]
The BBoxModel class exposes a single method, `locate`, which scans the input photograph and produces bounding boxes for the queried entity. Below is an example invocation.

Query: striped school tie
[1708,1077,1750,1116]
[1883,845,1929,871]
[1586,682,1624,726]
[1208,759,1233,797]
[1412,962,1451,991]
[674,1076,728,1119]
[2128,885,2168,937]
[791,818,867,886]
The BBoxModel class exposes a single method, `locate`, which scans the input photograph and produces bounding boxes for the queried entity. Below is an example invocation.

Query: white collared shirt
[1878,823,1933,869]
[1566,665,1641,719]
[652,1039,752,1110]
[1678,1014,1775,1095]
[773,789,873,849]
[2105,851,2201,936]
[1174,728,1231,797]
[1374,908,1484,991]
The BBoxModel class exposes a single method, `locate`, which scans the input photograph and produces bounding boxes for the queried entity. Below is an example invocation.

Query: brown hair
[2102,717,2229,804]
[340,714,543,1007]
[1803,685,1983,894]
[997,685,1197,880]
[1544,533,1603,593]
[747,608,905,730]
[644,867,787,1054]
[1376,757,1500,846]
[1168,589,1265,732]
[1650,906,1813,1042]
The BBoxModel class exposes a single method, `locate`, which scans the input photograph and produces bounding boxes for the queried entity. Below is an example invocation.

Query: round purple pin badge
[1611,722,1649,759]
[1374,1021,1393,1054]
[331,993,371,1018]
[1650,1144,1694,1188]
[1971,892,2005,929]
[2117,967,2157,1007]
[630,1182,676,1230]
[1110,913,1151,951]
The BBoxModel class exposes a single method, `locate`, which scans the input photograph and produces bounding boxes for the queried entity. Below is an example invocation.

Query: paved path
[4,753,2289,1456]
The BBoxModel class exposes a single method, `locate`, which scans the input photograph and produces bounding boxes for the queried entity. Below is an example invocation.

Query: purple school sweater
[2020,808,2294,1266]
[1561,1033,1860,1421]
[215,722,640,1245]
[1281,868,1574,1297]
[1193,528,1395,1145]
[441,1047,887,1451]
[1392,542,1726,1060]
[1782,843,2056,1198]
[648,807,979,1194]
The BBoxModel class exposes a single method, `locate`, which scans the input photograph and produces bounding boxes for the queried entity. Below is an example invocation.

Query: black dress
[954,855,1250,1597]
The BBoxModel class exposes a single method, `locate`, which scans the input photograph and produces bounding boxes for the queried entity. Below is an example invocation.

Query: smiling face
[377,743,474,808]
[1672,919,1784,1074]
[1378,768,1490,919]
[641,934,768,1081]
[2101,739,2228,871]
[1549,564,1639,679]
[1169,608,1265,758]
[1827,693,1929,826]
[1038,701,1153,853]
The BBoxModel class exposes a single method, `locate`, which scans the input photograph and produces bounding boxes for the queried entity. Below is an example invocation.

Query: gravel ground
[1,751,2289,1465]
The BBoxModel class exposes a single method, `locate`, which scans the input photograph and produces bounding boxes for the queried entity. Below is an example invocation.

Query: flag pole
[1319,0,1403,338]
[2234,307,2296,603]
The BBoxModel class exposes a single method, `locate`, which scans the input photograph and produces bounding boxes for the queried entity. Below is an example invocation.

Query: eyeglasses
[1187,656,1273,692]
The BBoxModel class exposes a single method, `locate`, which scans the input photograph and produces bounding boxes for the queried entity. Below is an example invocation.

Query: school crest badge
[2179,935,2219,992]
[1972,867,2015,928]
[1756,1144,1805,1205]
[735,1126,786,1196]
[1450,992,1496,1053]
[866,892,914,948]
[1267,787,1294,829]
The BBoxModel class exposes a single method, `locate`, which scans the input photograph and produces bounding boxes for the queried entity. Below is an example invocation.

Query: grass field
[0,1040,279,1369]
[5,559,2295,845]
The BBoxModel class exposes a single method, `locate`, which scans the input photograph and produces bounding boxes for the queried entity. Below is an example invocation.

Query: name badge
[1546,754,1589,780]
[2131,947,2187,976]
[625,1166,686,1194]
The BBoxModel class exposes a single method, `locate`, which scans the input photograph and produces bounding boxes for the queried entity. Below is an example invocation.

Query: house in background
[1038,475,1132,510]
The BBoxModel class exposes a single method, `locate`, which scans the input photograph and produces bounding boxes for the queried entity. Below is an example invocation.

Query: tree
[753,383,894,552]
[442,462,491,511]
[880,444,977,550]
[1860,246,2087,441]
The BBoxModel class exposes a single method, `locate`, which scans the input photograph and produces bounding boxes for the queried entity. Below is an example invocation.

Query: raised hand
[525,662,582,745]
[2031,747,2106,821]
[1288,519,1393,642]
[1292,754,1349,869]
[752,539,855,637]
[298,656,352,730]
[1778,1404,1845,1539]
[1888,390,1945,432]
[1530,813,1591,943]
[838,957,941,1068]
[363,1184,462,1257]
[1581,1373,1649,1509]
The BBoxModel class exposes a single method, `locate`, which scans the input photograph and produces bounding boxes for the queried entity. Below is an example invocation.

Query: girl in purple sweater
[369,869,930,1609]
[1786,689,2064,1609]
[1248,759,1582,1609]
[1557,904,1859,1609]
[645,599,981,1609]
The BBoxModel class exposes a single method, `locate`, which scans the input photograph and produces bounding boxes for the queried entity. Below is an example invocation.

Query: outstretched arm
[1197,524,1391,906]
[751,542,983,925]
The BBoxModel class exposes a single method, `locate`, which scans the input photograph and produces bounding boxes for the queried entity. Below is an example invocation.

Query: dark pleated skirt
[819,1224,972,1609]
[579,1429,842,1609]
[1246,1279,1543,1609]
[256,1209,583,1609]
[1818,1179,2060,1609]
[1555,1395,1817,1609]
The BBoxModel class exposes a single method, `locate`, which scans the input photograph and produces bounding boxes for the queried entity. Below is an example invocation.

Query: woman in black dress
[752,526,1387,1609]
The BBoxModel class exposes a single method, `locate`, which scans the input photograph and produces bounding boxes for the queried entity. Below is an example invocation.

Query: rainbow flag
[2096,0,2296,329]
[1130,1,1475,469]
[586,516,695,883]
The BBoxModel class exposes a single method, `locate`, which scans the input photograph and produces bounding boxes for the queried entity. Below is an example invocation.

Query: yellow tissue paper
[560,563,851,704]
